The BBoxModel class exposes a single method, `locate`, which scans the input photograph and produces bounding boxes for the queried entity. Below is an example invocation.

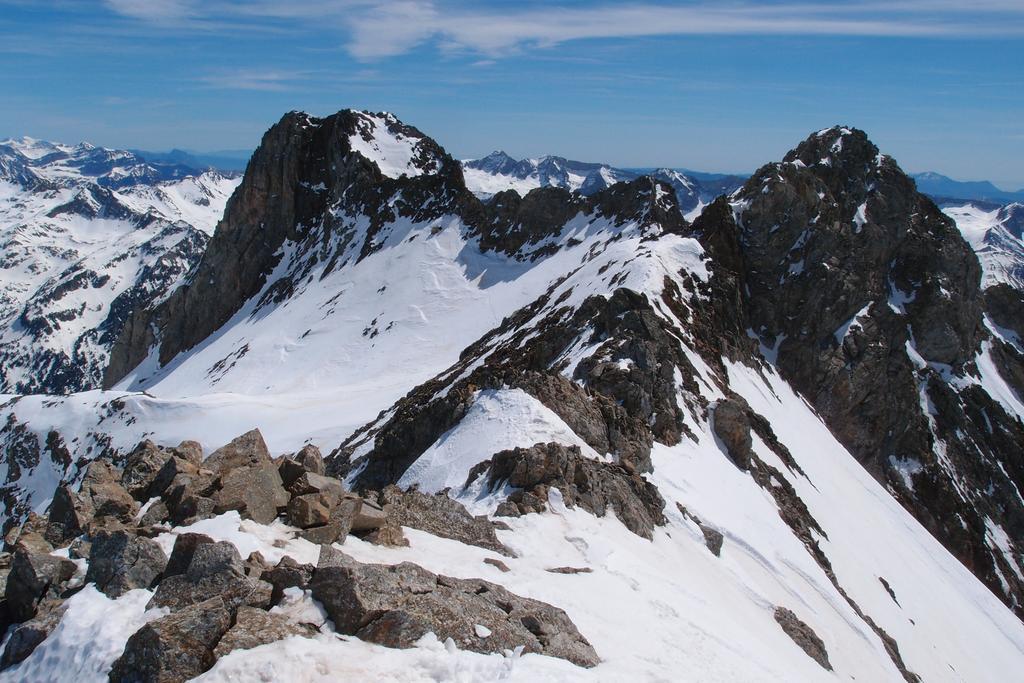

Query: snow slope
[943,202,1024,289]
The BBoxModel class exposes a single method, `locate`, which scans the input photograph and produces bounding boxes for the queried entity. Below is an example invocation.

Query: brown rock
[212,606,316,659]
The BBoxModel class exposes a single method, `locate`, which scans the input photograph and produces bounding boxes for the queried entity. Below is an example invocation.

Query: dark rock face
[109,597,232,683]
[85,529,167,598]
[774,606,832,671]
[0,599,65,668]
[467,442,666,539]
[149,540,272,612]
[311,545,599,667]
[4,547,76,623]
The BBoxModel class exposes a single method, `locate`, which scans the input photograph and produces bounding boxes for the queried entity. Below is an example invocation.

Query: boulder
[476,442,666,539]
[85,530,167,598]
[287,493,332,529]
[298,496,361,545]
[350,498,387,532]
[150,456,200,501]
[4,547,76,622]
[286,472,346,501]
[311,546,599,667]
[163,533,216,578]
[261,556,315,606]
[44,485,93,546]
[109,597,232,683]
[212,606,316,658]
[0,599,66,668]
[80,461,138,522]
[378,487,511,555]
[213,464,289,524]
[138,499,169,527]
[149,541,272,612]
[203,429,272,475]
[711,398,753,470]
[295,444,325,475]
[121,440,171,500]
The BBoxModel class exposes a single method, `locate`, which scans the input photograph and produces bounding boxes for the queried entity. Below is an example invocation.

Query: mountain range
[0,113,1022,681]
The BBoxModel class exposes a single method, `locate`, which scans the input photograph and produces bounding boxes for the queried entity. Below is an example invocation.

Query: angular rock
[109,597,232,683]
[774,606,832,671]
[311,546,599,667]
[0,599,66,668]
[711,398,753,470]
[121,440,171,500]
[350,498,387,532]
[475,442,666,539]
[298,496,361,545]
[212,606,316,659]
[261,556,315,606]
[287,493,332,529]
[138,499,169,527]
[4,547,76,622]
[85,530,167,598]
[149,541,272,612]
[286,472,346,501]
[163,533,216,578]
[44,485,93,547]
[150,456,200,502]
[213,464,289,524]
[80,460,137,522]
[378,486,512,556]
[203,429,272,476]
[294,444,325,475]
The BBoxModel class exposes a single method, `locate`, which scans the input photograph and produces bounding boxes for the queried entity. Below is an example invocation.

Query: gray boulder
[203,429,272,475]
[109,597,232,683]
[378,486,511,555]
[261,556,315,606]
[149,541,272,612]
[212,606,316,659]
[121,440,171,500]
[85,530,167,598]
[4,547,76,622]
[0,599,66,668]
[213,464,289,524]
[311,546,598,667]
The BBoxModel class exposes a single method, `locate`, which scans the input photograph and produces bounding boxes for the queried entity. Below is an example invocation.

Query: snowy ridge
[0,114,1022,681]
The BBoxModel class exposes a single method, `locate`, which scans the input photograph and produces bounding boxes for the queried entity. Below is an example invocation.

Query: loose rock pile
[0,429,599,680]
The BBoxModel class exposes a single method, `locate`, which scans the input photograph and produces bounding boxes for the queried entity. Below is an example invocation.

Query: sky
[1,1,1022,187]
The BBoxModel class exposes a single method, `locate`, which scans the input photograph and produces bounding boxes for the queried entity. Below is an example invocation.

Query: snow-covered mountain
[0,112,1023,681]
[461,150,743,217]
[942,201,1024,290]
[0,137,240,394]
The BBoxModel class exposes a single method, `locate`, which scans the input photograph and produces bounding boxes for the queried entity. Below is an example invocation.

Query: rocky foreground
[0,429,611,680]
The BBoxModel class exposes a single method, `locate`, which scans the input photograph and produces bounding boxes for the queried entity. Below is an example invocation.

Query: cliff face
[697,127,1024,613]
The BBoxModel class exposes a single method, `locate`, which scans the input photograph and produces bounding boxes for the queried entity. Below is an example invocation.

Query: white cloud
[102,1,1024,60]
[196,68,312,91]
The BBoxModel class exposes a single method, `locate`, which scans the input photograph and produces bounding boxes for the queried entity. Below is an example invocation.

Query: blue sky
[2,1,1023,187]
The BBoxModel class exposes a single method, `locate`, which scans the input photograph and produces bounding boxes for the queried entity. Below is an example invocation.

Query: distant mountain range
[911,171,1024,205]
[131,147,253,172]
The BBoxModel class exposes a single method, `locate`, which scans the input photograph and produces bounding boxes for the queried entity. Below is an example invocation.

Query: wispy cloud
[196,68,313,91]
[102,1,1024,60]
